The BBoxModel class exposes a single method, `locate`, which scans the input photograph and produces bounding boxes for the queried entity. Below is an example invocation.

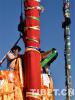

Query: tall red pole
[23,0,41,99]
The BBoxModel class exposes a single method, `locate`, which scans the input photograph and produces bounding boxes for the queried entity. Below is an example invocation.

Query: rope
[26,92,41,99]
[25,5,44,12]
[25,37,39,43]
[26,16,40,21]
[24,26,40,30]
[25,47,40,53]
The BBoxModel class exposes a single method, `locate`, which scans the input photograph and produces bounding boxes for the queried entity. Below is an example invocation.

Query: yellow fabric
[0,57,23,100]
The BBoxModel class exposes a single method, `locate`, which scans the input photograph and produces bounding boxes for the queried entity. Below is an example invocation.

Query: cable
[18,0,24,34]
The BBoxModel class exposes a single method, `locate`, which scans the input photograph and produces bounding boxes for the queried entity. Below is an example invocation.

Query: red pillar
[23,0,41,99]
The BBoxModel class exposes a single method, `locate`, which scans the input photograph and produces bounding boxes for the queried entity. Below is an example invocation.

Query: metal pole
[62,0,72,100]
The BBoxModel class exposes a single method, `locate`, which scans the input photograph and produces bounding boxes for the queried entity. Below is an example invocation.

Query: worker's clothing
[6,51,18,69]
[0,57,24,100]
[41,74,54,100]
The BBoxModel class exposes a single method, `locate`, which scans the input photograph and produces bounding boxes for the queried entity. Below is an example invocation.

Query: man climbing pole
[0,45,24,100]
[0,45,21,67]
[0,45,24,85]
[40,48,58,100]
